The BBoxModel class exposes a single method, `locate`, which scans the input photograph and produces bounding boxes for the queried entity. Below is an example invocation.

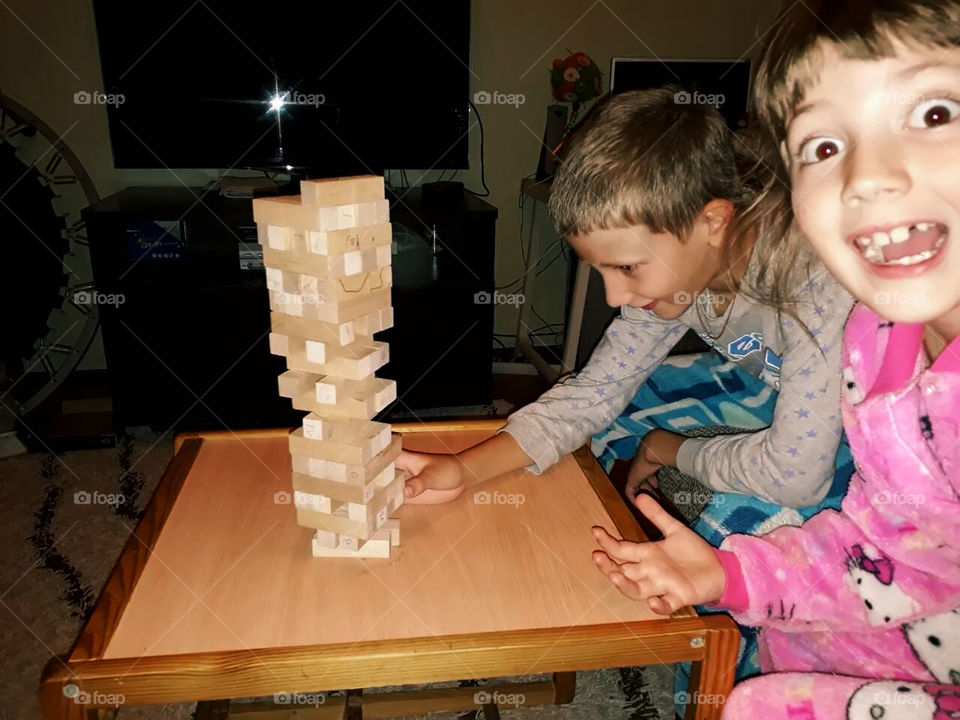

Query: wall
[0,0,781,371]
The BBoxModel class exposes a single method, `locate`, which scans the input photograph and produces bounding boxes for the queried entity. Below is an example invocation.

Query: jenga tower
[252,176,404,558]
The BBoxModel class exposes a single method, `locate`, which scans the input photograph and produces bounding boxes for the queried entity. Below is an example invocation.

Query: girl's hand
[592,493,726,614]
[396,450,465,504]
[624,430,684,498]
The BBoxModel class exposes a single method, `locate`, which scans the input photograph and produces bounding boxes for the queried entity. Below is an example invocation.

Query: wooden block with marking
[291,458,394,504]
[263,244,391,282]
[291,435,401,486]
[300,175,385,207]
[254,195,389,233]
[290,376,396,420]
[279,336,389,381]
[269,288,391,325]
[307,223,392,256]
[311,528,391,558]
[288,424,392,466]
[294,470,405,537]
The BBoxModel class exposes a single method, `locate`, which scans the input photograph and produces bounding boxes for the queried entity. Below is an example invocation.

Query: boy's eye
[907,97,960,129]
[799,137,844,165]
[615,265,636,274]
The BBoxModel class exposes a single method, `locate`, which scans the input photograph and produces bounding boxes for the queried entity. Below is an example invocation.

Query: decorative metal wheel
[0,93,100,418]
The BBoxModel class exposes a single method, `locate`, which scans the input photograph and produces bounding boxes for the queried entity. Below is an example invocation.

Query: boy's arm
[675,269,854,507]
[501,304,680,474]
[715,508,960,631]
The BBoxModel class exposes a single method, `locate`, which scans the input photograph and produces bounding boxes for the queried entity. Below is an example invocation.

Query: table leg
[344,689,362,720]
[194,699,230,718]
[552,672,576,704]
[685,615,740,720]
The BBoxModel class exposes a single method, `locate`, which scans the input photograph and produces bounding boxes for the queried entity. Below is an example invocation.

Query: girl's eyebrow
[895,59,960,80]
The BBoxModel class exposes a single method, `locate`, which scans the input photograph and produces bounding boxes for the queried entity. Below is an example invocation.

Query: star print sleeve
[675,268,854,507]
[500,304,680,474]
[716,509,960,631]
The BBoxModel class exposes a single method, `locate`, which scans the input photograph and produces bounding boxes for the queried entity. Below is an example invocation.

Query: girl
[591,1,960,717]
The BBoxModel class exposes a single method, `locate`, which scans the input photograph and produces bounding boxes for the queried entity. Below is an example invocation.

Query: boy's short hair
[755,0,960,146]
[548,87,749,240]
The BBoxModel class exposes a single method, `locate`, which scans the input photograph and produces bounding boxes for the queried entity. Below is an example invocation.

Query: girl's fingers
[608,570,646,602]
[647,593,680,615]
[633,494,684,536]
[591,526,652,563]
[592,549,622,576]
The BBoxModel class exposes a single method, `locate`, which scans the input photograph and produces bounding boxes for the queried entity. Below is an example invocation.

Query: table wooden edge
[42,420,733,719]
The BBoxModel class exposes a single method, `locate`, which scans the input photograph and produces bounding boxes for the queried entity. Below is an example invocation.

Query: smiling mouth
[850,221,948,266]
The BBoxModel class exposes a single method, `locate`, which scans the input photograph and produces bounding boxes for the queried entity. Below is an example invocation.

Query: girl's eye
[907,97,960,129]
[798,137,844,165]
[616,265,636,274]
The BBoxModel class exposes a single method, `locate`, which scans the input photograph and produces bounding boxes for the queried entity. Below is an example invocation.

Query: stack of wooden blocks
[252,175,405,558]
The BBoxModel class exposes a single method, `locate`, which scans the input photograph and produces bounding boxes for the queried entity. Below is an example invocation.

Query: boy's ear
[701,199,735,247]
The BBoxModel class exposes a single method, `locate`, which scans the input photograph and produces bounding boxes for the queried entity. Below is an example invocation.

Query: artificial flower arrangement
[550,50,604,125]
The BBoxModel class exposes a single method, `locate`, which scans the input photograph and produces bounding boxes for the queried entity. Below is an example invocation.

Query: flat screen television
[91,1,471,173]
[609,58,751,129]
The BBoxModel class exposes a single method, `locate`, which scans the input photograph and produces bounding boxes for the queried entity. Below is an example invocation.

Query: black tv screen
[92,1,471,172]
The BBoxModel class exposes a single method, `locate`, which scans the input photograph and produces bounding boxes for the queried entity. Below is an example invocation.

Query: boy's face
[785,42,960,327]
[568,208,727,320]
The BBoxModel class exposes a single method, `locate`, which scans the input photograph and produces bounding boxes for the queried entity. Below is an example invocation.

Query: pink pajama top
[715,303,960,682]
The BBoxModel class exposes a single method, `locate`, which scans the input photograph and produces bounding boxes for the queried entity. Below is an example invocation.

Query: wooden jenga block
[293,472,408,540]
[293,469,405,538]
[300,176,385,206]
[267,267,391,306]
[311,528,391,558]
[269,288,391,325]
[291,457,394,504]
[270,312,355,347]
[289,423,392,466]
[253,196,389,233]
[259,222,392,258]
[263,244,391,281]
[277,337,389,381]
[351,307,394,337]
[307,223,391,256]
[290,375,396,420]
[291,435,401,486]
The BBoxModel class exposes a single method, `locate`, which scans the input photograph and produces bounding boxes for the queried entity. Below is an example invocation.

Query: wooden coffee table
[40,420,738,719]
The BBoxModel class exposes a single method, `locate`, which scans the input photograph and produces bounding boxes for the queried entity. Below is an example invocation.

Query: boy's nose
[841,135,911,206]
[603,276,635,308]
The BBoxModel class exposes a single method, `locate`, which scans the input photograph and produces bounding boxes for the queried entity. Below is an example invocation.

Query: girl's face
[784,41,960,330]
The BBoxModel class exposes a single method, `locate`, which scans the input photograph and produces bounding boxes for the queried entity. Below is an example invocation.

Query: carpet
[0,432,679,719]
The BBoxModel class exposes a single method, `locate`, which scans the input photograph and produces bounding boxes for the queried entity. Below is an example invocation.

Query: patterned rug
[0,433,678,719]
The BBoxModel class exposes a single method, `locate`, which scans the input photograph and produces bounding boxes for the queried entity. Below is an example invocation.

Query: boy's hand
[624,430,685,498]
[592,493,725,615]
[396,450,465,505]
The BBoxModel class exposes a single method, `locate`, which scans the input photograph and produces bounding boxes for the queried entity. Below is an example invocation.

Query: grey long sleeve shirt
[502,256,854,508]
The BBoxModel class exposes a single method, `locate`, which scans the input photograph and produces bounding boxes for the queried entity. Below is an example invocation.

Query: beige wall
[1,0,780,371]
